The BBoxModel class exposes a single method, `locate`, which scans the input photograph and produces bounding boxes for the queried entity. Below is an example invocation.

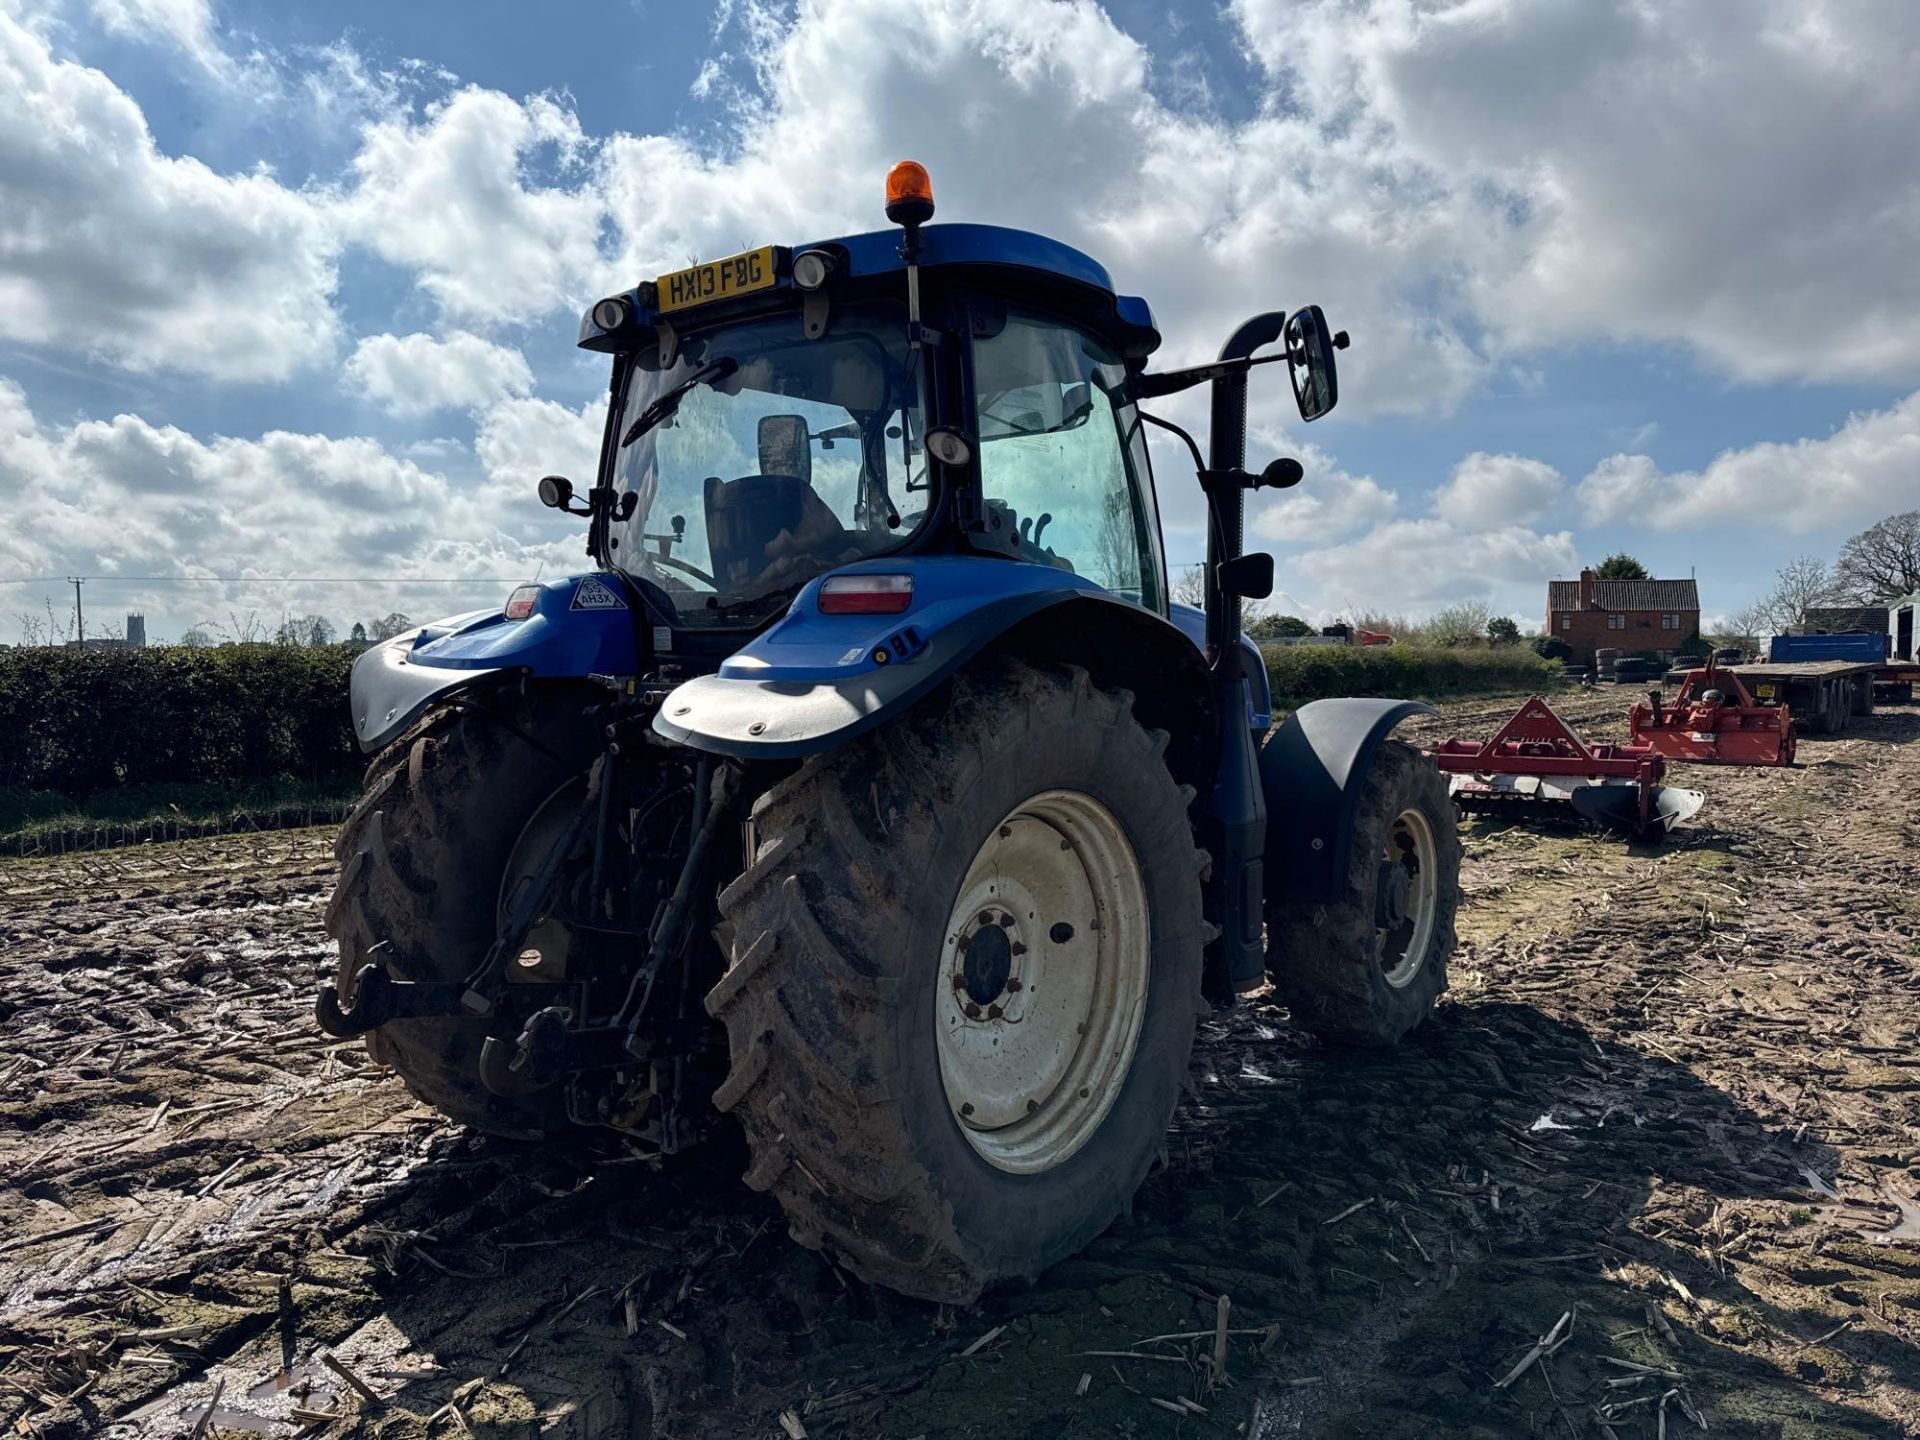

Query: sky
[1,0,1917,645]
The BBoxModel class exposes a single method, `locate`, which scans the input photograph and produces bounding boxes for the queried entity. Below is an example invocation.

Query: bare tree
[1754,555,1837,634]
[1171,566,1207,609]
[1834,510,1920,602]
[1427,600,1493,647]
[369,611,415,641]
[1715,603,1765,652]
[274,614,337,647]
[179,624,215,647]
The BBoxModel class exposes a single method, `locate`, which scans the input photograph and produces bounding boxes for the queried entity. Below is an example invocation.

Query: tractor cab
[567,172,1177,639]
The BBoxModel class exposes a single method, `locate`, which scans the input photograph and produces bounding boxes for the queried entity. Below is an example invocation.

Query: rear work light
[819,574,913,615]
[504,584,541,621]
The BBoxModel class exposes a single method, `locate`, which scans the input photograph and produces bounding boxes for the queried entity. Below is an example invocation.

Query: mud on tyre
[323,688,599,1139]
[1267,739,1459,1047]
[708,660,1208,1303]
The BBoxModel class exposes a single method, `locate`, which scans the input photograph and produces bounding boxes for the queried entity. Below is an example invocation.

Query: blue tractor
[319,162,1460,1303]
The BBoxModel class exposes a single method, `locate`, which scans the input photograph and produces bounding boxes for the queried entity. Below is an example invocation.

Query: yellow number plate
[1755,683,1776,699]
[654,246,777,313]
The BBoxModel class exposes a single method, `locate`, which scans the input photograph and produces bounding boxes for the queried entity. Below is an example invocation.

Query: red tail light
[504,584,541,621]
[819,574,913,615]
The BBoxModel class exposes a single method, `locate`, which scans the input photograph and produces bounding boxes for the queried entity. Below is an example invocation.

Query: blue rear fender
[348,573,641,751]
[652,557,1201,759]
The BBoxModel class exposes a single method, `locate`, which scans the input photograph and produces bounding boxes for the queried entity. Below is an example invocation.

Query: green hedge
[0,644,360,798]
[1261,643,1559,704]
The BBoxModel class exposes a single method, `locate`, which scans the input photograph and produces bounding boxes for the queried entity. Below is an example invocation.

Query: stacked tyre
[1595,647,1620,682]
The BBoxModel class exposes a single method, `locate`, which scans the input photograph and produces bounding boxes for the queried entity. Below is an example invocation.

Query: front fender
[1260,698,1435,905]
[350,574,640,751]
[652,557,1125,759]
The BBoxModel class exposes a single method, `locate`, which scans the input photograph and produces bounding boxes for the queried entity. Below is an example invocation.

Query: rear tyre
[708,661,1207,1303]
[1267,741,1459,1047]
[1852,676,1874,717]
[322,689,599,1138]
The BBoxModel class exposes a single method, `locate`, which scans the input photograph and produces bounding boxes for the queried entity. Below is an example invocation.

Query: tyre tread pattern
[1268,740,1460,1047]
[709,661,1207,1303]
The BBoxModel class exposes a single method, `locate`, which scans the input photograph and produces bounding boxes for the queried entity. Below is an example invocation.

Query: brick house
[1546,571,1700,666]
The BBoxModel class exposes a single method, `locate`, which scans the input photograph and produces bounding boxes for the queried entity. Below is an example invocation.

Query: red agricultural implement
[1432,695,1704,838]
[1628,662,1796,767]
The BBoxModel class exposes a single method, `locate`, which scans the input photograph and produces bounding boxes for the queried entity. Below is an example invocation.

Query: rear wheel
[1267,741,1459,1046]
[708,661,1207,1302]
[322,689,599,1137]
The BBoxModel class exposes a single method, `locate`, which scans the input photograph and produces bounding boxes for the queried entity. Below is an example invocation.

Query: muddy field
[4,690,1919,1439]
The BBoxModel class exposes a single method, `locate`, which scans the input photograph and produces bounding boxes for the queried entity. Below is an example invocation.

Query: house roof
[1547,577,1700,612]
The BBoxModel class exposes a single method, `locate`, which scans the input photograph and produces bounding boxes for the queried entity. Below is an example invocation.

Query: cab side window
[970,310,1162,611]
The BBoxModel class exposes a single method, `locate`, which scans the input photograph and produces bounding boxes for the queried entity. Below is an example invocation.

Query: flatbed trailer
[1665,623,1918,720]
[1721,659,1879,735]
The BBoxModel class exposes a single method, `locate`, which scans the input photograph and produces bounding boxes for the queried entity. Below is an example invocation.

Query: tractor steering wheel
[647,552,718,587]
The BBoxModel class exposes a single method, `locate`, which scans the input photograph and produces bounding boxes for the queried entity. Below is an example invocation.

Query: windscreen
[607,301,930,627]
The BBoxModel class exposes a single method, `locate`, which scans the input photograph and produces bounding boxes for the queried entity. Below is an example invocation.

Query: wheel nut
[1011,943,1027,957]
[978,910,995,926]
[998,913,1015,929]
[987,1004,1003,1020]
[999,825,1012,838]
[964,1002,982,1019]
[960,1102,974,1117]
[1026,1099,1039,1114]
[1005,977,1022,992]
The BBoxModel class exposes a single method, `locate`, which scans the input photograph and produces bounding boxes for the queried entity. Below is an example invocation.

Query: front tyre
[322,689,599,1138]
[1267,740,1459,1047]
[708,661,1207,1303]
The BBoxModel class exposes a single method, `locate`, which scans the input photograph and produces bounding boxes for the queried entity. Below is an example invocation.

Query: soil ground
[4,689,1918,1439]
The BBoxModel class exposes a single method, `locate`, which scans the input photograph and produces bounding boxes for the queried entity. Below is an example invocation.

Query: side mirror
[1217,552,1275,601]
[757,414,811,483]
[1284,305,1348,422]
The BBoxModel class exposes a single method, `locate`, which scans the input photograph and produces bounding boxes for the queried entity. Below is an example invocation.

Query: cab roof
[581,222,1161,362]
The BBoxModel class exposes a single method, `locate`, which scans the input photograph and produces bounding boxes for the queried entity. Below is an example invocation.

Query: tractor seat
[704,474,853,593]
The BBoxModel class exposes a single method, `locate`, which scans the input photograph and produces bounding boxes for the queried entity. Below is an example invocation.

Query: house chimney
[1579,568,1595,608]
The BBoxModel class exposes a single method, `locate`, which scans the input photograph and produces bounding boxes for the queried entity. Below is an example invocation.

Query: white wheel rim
[1377,806,1438,989]
[934,789,1150,1175]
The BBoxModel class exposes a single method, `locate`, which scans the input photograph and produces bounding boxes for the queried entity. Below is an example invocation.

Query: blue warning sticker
[571,576,628,611]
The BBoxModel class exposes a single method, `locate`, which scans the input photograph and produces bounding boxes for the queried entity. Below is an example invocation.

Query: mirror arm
[1126,350,1285,402]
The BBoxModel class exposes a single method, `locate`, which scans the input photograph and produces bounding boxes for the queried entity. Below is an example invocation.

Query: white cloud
[88,0,231,79]
[1579,390,1920,532]
[345,331,533,417]
[343,86,604,327]
[471,393,603,528]
[1230,0,1920,384]
[0,377,580,641]
[1292,517,1580,618]
[1432,451,1562,529]
[593,0,1490,419]
[0,12,340,381]
[1251,440,1398,543]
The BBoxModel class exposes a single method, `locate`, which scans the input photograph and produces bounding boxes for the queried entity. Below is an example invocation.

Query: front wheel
[1267,740,1460,1046]
[708,661,1207,1303]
